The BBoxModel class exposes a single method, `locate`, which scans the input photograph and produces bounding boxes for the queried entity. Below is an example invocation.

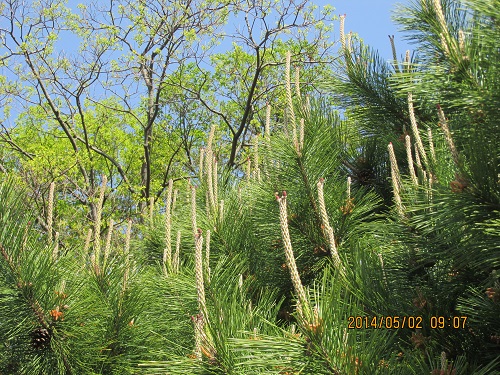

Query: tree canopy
[0,0,499,374]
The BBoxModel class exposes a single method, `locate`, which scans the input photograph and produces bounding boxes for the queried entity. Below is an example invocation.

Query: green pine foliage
[0,0,499,374]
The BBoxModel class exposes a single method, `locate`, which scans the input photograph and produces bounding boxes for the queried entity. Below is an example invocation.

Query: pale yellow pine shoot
[405,135,419,186]
[388,143,404,217]
[276,192,310,319]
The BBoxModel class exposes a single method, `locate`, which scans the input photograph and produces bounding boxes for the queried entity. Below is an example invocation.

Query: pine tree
[322,0,500,372]
[1,1,499,374]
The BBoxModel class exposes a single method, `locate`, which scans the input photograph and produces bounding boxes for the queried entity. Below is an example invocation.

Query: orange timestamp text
[347,316,467,329]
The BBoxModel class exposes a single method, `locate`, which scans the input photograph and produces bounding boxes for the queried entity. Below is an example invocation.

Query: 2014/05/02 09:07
[347,316,468,329]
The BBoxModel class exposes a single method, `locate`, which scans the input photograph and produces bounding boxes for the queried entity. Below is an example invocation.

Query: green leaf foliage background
[0,0,499,374]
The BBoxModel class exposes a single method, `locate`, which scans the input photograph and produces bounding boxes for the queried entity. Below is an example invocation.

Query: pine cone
[31,327,51,350]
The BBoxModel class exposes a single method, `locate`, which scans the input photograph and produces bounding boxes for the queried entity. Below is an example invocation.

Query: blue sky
[1,0,412,126]
[328,0,411,60]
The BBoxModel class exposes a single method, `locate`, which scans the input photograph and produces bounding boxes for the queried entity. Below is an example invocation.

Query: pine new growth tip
[404,50,411,77]
[339,14,346,52]
[458,30,465,54]
[405,135,419,186]
[206,149,215,210]
[199,148,204,179]
[414,143,422,169]
[213,157,218,211]
[316,178,341,267]
[440,33,450,56]
[440,352,446,371]
[340,177,354,215]
[83,228,92,259]
[388,143,405,217]
[103,219,114,267]
[428,127,436,163]
[194,228,206,314]
[276,191,310,319]
[408,93,429,168]
[192,313,204,361]
[433,0,446,26]
[346,31,353,54]
[437,104,459,167]
[207,124,216,151]
[93,174,108,274]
